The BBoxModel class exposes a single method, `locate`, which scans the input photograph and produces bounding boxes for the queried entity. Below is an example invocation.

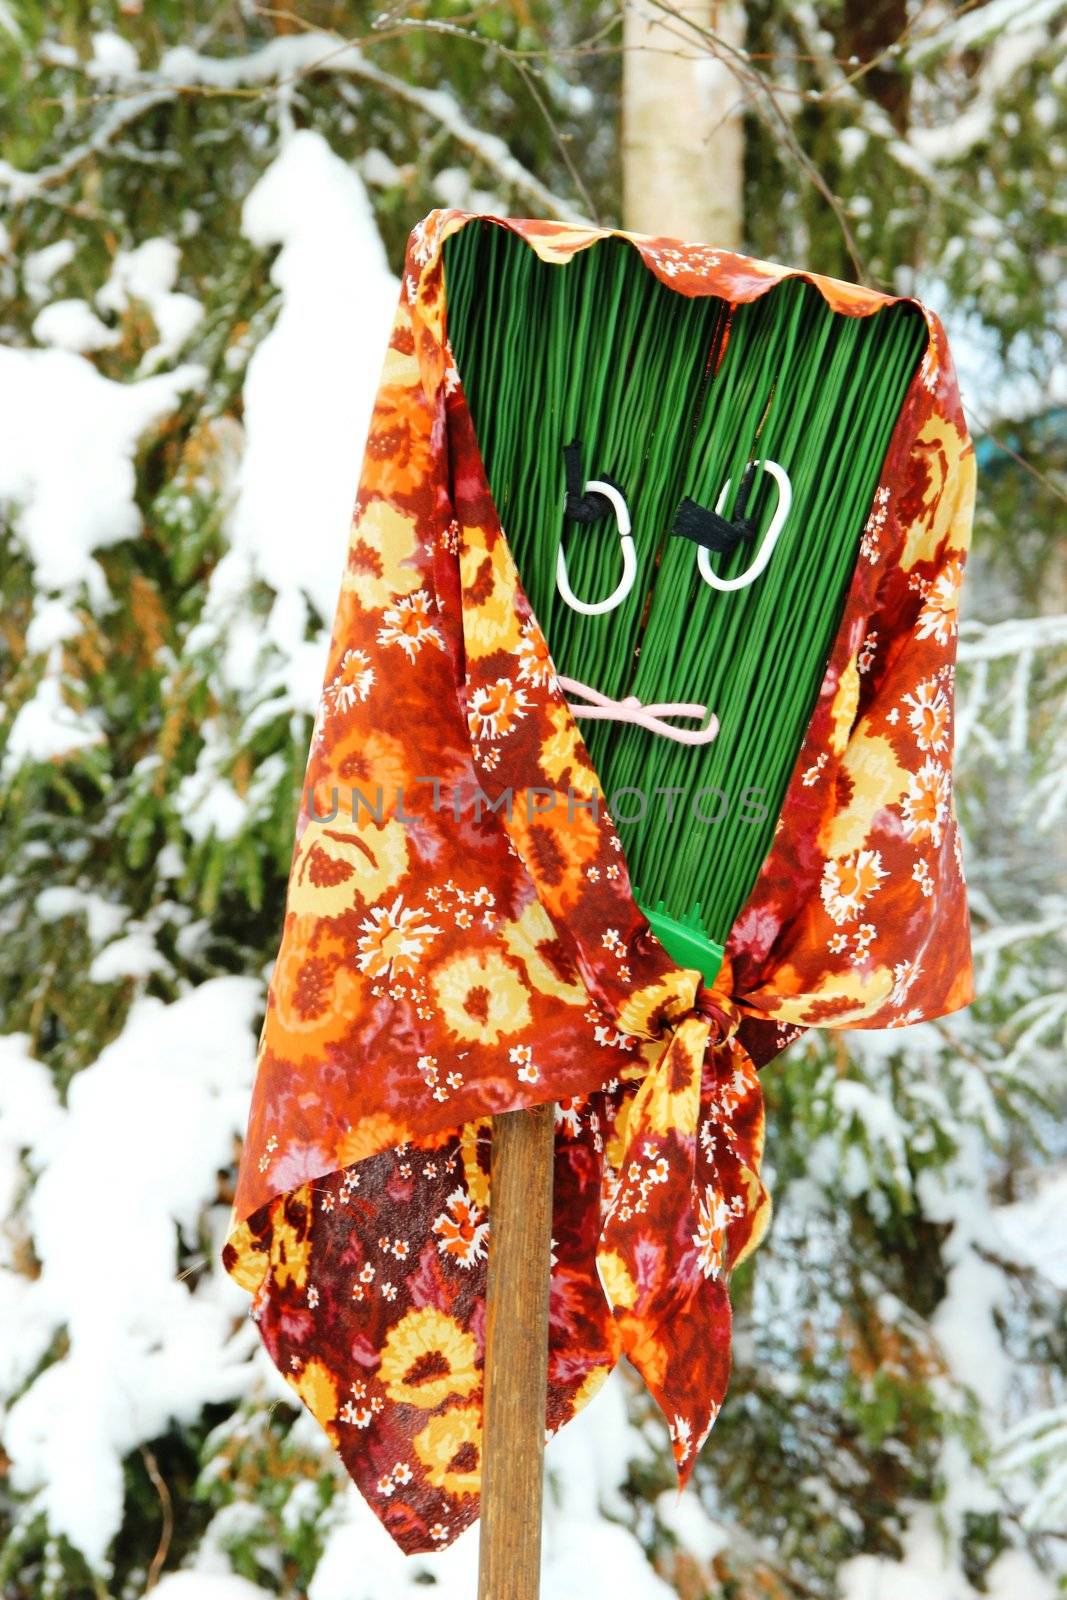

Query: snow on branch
[0,88,173,204]
[971,913,1067,956]
[958,614,1067,662]
[0,32,583,222]
[158,33,585,221]
[905,0,1067,67]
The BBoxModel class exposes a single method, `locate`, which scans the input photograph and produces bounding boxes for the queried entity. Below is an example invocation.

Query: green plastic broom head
[442,220,926,977]
[635,894,725,987]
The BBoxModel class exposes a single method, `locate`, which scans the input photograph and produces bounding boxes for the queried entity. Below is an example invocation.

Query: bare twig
[964,405,1067,508]
[636,1,869,278]
[139,1443,174,1592]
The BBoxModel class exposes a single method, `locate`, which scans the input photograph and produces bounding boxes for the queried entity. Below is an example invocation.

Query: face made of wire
[554,454,793,746]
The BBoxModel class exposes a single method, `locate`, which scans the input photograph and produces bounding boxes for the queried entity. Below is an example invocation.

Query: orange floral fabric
[221,210,976,1554]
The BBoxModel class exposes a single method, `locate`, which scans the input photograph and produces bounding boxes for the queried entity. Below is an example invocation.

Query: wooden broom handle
[478,1102,556,1600]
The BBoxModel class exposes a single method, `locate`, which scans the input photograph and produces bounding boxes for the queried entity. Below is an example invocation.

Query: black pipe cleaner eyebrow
[671,461,759,553]
[563,438,626,523]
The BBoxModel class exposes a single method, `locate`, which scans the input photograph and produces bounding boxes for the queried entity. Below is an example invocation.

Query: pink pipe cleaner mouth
[557,675,720,747]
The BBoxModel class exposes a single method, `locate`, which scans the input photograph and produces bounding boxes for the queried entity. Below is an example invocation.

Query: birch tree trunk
[622,0,745,246]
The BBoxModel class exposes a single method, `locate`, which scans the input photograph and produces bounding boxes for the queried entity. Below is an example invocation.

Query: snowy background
[1,9,1065,1600]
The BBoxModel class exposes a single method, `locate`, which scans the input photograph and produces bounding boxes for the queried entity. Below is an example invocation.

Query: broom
[442,219,925,1598]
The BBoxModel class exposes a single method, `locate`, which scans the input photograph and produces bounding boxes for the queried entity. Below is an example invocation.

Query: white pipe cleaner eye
[696,460,793,592]
[556,478,637,616]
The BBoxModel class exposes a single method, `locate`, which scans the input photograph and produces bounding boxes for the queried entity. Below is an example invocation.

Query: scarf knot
[693,953,742,1045]
[613,949,738,1048]
[596,946,769,1484]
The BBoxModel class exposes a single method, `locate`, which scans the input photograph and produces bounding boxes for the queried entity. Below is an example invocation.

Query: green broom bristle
[442,221,925,972]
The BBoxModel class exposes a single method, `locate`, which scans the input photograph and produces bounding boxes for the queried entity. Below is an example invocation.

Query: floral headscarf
[221,209,975,1554]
